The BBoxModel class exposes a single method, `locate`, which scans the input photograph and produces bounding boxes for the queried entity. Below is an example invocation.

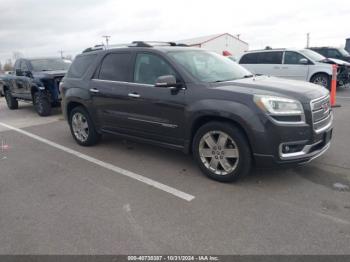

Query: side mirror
[155,75,179,88]
[299,58,309,65]
[15,69,23,76]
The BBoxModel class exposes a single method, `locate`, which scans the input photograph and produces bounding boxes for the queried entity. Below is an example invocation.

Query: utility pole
[102,35,111,48]
[306,33,310,48]
[58,50,64,59]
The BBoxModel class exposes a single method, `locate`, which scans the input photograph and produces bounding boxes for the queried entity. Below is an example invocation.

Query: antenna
[102,36,111,48]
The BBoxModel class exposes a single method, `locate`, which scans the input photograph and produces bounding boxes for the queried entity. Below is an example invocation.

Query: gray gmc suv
[60,42,333,182]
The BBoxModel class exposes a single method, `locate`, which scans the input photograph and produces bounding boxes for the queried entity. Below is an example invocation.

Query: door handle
[128,93,140,98]
[89,88,100,93]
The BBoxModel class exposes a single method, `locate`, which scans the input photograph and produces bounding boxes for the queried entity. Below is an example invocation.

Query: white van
[238,49,333,89]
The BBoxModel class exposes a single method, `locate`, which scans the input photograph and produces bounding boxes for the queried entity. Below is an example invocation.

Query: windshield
[299,49,326,62]
[339,48,350,56]
[168,50,252,82]
[30,59,72,71]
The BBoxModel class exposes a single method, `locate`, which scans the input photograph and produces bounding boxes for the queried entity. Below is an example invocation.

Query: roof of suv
[81,41,199,56]
[244,48,300,53]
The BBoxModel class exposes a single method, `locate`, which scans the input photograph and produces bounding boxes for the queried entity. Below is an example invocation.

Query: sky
[0,0,349,64]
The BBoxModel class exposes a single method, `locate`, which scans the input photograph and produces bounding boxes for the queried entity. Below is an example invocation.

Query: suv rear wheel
[69,106,101,146]
[193,122,251,182]
[33,91,52,116]
[4,89,19,110]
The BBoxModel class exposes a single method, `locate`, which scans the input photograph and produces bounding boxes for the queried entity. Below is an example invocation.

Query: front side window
[134,53,176,85]
[99,53,133,82]
[168,50,251,82]
[284,51,307,64]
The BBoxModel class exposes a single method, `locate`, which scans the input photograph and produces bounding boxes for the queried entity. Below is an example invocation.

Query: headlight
[254,95,304,115]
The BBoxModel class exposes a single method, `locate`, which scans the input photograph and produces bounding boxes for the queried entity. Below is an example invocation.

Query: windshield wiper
[243,74,254,78]
[213,78,236,83]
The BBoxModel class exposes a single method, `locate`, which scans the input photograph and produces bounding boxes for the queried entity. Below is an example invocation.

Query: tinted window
[30,59,71,71]
[239,53,258,64]
[134,53,176,85]
[67,55,96,78]
[99,53,133,81]
[314,49,328,56]
[327,49,342,59]
[284,51,307,64]
[257,52,283,64]
[20,61,29,71]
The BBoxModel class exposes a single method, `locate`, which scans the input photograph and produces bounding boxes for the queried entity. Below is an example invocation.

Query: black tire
[69,106,101,146]
[192,121,252,182]
[4,89,18,110]
[33,91,52,116]
[310,73,331,90]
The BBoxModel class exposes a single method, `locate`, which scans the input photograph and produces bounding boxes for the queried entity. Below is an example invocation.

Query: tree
[12,51,23,61]
[3,59,13,71]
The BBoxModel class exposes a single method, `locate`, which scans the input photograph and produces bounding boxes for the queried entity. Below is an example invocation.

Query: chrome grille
[310,95,332,133]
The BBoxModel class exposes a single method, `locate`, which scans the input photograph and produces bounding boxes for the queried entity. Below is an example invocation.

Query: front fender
[186,99,267,152]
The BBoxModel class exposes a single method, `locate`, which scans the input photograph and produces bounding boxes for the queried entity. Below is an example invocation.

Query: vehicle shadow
[16,101,62,116]
[99,133,300,187]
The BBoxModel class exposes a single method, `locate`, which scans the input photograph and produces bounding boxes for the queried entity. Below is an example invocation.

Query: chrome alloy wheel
[313,76,328,87]
[199,131,239,176]
[72,112,89,142]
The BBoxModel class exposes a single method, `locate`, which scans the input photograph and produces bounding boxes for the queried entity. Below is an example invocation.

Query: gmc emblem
[321,102,329,112]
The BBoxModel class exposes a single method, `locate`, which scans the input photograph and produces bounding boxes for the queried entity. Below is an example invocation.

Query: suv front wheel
[193,122,251,182]
[69,106,101,146]
[33,91,52,116]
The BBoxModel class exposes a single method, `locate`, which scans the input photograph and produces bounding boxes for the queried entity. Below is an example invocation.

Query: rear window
[240,52,282,64]
[67,54,97,78]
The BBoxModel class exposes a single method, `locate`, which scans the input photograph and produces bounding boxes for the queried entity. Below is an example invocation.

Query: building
[177,33,249,57]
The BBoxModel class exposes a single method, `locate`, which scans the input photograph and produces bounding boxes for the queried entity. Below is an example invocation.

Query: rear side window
[240,52,282,64]
[257,52,283,64]
[327,49,342,59]
[98,53,133,82]
[67,54,96,78]
[239,53,258,64]
[314,49,327,56]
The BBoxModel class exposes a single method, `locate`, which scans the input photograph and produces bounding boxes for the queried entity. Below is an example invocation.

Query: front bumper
[253,115,333,168]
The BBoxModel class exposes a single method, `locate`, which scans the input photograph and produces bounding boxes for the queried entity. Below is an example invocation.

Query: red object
[222,50,232,56]
[330,64,337,106]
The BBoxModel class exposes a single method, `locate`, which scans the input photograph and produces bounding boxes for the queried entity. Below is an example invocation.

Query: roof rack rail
[131,41,188,47]
[82,44,105,53]
[82,41,189,53]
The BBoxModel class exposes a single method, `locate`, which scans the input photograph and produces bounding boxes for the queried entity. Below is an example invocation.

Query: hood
[33,70,67,79]
[212,75,329,103]
[322,58,350,66]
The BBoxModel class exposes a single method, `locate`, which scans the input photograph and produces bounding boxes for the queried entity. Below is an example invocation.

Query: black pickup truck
[2,58,71,116]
